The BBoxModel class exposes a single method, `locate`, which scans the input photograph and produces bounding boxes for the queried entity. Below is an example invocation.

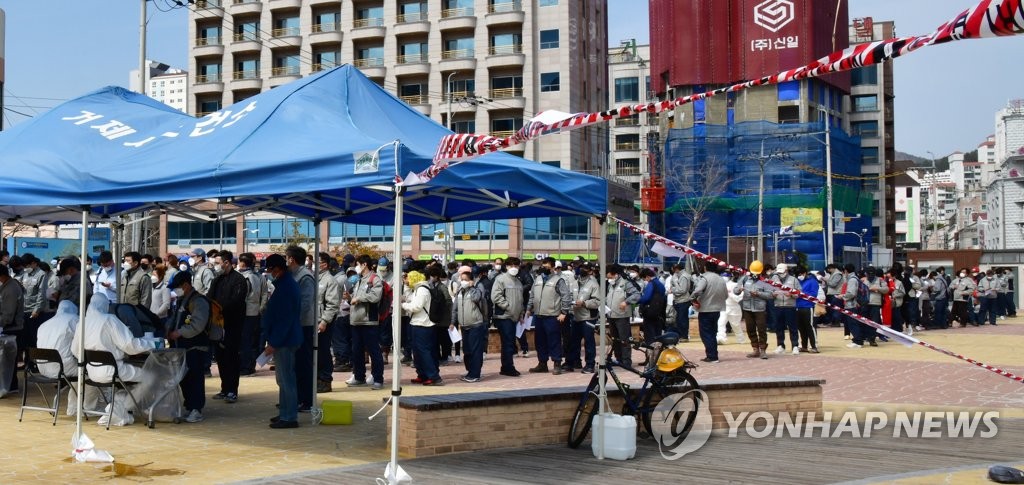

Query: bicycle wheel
[640,372,701,439]
[567,379,601,448]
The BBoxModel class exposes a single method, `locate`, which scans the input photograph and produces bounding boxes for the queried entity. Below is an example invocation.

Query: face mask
[151,275,159,284]
[86,264,93,272]
[628,271,638,279]
[172,288,184,298]
[188,257,197,267]
[988,276,993,280]
[122,262,132,271]
[62,274,72,283]
[539,268,551,276]
[213,266,223,275]
[960,272,967,278]
[508,267,519,276]
[357,264,366,274]
[494,264,502,271]
[607,278,616,284]
[179,263,188,272]
[798,275,805,281]
[459,280,471,289]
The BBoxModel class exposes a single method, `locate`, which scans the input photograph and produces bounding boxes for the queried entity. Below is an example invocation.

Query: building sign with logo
[750,0,800,52]
[779,207,822,233]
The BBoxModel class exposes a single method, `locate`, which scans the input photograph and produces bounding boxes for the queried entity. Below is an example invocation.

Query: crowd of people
[0,246,1017,429]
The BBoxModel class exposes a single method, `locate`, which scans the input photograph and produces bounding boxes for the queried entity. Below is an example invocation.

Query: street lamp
[836,229,869,266]
[245,228,259,253]
[924,151,939,250]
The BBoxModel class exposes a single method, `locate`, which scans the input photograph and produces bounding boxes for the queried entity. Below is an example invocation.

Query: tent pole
[114,221,122,302]
[74,209,89,448]
[596,214,608,460]
[389,141,404,484]
[311,216,321,424]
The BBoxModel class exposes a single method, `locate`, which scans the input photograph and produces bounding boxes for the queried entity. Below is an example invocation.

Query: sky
[1,0,1022,158]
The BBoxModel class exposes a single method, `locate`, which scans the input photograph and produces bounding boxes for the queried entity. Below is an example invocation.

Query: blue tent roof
[0,65,607,224]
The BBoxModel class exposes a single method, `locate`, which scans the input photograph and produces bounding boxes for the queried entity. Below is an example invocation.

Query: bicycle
[568,331,701,448]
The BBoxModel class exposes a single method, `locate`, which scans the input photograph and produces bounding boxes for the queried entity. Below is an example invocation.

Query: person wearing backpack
[347,254,385,389]
[526,257,573,375]
[167,270,211,423]
[452,269,487,382]
[491,257,525,377]
[208,251,249,404]
[402,270,443,386]
[637,268,668,347]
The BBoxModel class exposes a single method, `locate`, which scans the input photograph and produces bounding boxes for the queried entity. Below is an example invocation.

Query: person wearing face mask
[56,257,92,308]
[314,252,341,393]
[0,263,26,392]
[285,246,319,408]
[119,252,153,308]
[140,254,154,275]
[977,270,1000,326]
[567,263,600,374]
[637,268,668,350]
[347,254,385,390]
[93,251,119,303]
[16,254,49,367]
[557,261,580,371]
[525,257,573,375]
[261,254,303,429]
[208,251,249,403]
[605,264,641,368]
[491,257,524,377]
[164,253,180,282]
[149,264,171,337]
[793,266,819,353]
[452,268,487,382]
[167,270,211,423]
[331,269,358,372]
[769,264,800,355]
[238,253,270,376]
[188,248,215,296]
[951,267,976,327]
[690,260,728,363]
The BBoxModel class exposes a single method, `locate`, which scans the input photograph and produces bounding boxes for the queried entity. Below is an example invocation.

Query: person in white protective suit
[36,300,79,378]
[717,272,747,345]
[71,293,152,424]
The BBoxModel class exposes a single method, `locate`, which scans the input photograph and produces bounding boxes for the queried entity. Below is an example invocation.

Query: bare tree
[665,155,732,247]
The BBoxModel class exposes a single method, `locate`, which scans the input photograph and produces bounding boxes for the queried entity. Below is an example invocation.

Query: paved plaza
[1,318,1022,483]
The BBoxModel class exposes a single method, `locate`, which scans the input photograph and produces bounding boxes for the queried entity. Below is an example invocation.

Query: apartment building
[181,0,610,260]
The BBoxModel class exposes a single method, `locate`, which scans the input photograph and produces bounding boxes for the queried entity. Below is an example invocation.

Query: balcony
[309,23,343,45]
[311,62,339,73]
[196,0,223,8]
[228,0,262,15]
[488,88,525,109]
[615,116,640,127]
[440,8,477,31]
[615,142,641,151]
[194,36,224,57]
[395,54,431,76]
[395,13,430,35]
[230,70,263,90]
[485,1,524,26]
[230,33,262,53]
[354,57,386,78]
[193,74,224,95]
[268,0,302,10]
[271,65,301,77]
[270,27,302,47]
[490,130,515,138]
[440,49,477,71]
[194,0,224,16]
[400,94,430,106]
[351,18,386,40]
[308,0,340,6]
[486,44,524,68]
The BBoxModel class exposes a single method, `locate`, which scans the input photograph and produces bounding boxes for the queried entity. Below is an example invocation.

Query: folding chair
[83,350,141,430]
[19,348,77,426]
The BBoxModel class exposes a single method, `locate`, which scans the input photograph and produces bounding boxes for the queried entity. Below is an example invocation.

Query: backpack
[186,293,224,341]
[479,276,496,320]
[641,284,667,322]
[367,274,393,324]
[427,283,451,325]
[856,280,871,308]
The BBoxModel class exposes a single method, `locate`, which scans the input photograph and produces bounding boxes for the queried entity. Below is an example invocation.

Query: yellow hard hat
[656,347,686,373]
[749,260,764,275]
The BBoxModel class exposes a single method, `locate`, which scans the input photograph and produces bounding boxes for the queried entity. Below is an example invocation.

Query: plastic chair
[19,348,77,426]
[83,350,141,430]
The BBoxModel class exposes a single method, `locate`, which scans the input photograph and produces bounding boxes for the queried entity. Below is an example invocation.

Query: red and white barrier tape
[612,217,1024,384]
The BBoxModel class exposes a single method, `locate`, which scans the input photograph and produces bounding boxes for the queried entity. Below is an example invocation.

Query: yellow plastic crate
[321,400,353,425]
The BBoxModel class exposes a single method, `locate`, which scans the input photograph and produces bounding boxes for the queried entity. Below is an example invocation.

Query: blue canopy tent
[0,65,609,479]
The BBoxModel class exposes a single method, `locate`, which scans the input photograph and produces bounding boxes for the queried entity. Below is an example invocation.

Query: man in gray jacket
[824,264,844,327]
[1,264,26,391]
[770,264,801,355]
[526,257,573,375]
[316,252,341,393]
[568,263,600,373]
[120,251,153,308]
[670,263,693,341]
[347,254,384,389]
[16,254,48,365]
[605,264,640,368]
[287,246,318,409]
[491,257,524,377]
[736,261,773,359]
[691,260,727,363]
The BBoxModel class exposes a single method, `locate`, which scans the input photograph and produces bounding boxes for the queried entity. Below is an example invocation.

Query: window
[540,72,560,92]
[778,105,800,124]
[772,174,791,189]
[273,16,300,36]
[358,46,384,61]
[314,50,339,70]
[199,100,221,113]
[445,38,475,57]
[871,200,880,217]
[853,95,878,112]
[541,160,560,168]
[329,222,412,243]
[400,42,428,62]
[861,147,879,165]
[198,63,221,82]
[313,11,340,32]
[777,80,800,101]
[451,120,475,133]
[490,75,522,97]
[614,77,639,102]
[851,65,878,86]
[357,6,384,24]
[871,227,879,244]
[236,59,259,78]
[539,0,557,6]
[449,78,475,95]
[540,29,559,49]
[616,158,640,176]
[235,20,260,41]
[168,221,237,245]
[399,2,427,21]
[861,176,880,191]
[615,134,639,151]
[199,25,221,44]
[273,54,300,76]
[523,216,589,241]
[420,221,508,242]
[851,120,879,137]
[490,33,522,54]
[491,117,523,134]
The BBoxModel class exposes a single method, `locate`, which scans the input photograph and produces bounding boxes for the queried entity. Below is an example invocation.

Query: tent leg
[389,142,405,485]
[74,209,89,448]
[311,218,321,424]
[596,215,607,460]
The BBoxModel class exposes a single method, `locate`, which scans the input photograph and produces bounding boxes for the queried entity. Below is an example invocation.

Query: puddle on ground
[100,462,185,480]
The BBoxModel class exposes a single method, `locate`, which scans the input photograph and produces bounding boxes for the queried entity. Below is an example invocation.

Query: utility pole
[446,71,456,265]
[737,140,790,262]
[823,109,834,265]
[132,0,147,251]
